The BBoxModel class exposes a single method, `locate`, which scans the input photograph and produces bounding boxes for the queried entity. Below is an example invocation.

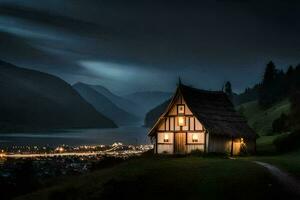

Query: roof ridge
[180,84,224,94]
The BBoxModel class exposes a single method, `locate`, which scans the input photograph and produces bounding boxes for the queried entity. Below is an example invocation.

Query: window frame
[177,104,185,115]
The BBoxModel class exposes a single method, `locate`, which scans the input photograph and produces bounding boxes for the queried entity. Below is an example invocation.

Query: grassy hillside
[18,156,288,200]
[254,135,300,179]
[237,100,290,135]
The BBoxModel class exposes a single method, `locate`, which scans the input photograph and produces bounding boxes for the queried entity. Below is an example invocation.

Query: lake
[0,126,150,147]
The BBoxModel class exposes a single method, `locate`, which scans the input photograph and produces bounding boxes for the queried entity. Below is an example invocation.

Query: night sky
[0,0,299,94]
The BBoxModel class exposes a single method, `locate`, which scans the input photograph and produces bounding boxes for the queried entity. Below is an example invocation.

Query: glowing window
[178,105,185,114]
[192,134,198,142]
[178,116,185,126]
[164,134,169,142]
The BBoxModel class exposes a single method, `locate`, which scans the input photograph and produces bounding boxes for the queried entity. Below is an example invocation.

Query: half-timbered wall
[154,92,255,155]
[156,132,174,154]
[156,94,205,154]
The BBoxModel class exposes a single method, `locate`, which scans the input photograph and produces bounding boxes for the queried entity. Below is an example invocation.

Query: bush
[272,113,290,133]
[273,129,300,152]
[189,149,205,156]
[239,143,249,156]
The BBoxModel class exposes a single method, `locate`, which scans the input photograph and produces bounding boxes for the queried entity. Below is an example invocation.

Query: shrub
[189,149,204,156]
[239,143,249,156]
[272,113,290,133]
[273,129,300,152]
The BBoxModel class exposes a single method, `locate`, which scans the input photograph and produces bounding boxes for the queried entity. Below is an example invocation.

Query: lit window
[192,134,198,142]
[178,105,185,114]
[164,134,169,142]
[241,138,244,144]
[178,116,185,126]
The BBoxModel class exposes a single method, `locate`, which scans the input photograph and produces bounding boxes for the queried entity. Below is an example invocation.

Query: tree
[272,113,290,133]
[224,81,232,95]
[224,81,233,102]
[262,61,277,84]
[290,91,300,130]
[259,61,281,107]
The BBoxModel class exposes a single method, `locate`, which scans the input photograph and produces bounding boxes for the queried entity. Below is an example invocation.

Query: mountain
[73,83,139,126]
[233,84,260,106]
[88,84,143,118]
[144,99,171,127]
[0,60,117,132]
[123,91,172,115]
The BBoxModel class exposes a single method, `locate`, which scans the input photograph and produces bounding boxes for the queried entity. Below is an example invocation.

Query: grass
[17,156,288,200]
[256,135,278,155]
[237,99,300,179]
[14,136,300,200]
[237,100,290,135]
[253,135,300,179]
[257,150,300,179]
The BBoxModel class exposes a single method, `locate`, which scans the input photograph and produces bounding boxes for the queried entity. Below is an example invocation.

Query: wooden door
[175,132,186,154]
[233,140,241,155]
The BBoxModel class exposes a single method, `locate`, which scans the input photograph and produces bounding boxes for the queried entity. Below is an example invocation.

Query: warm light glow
[241,138,244,143]
[178,116,185,126]
[55,147,64,152]
[164,133,169,142]
[192,134,198,142]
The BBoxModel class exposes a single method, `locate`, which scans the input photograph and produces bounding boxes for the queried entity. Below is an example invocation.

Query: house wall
[153,91,256,155]
[208,135,256,155]
[208,135,232,154]
[155,94,206,154]
[157,132,174,154]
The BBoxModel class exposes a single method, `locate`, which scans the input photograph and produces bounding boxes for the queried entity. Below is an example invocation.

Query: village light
[178,116,185,126]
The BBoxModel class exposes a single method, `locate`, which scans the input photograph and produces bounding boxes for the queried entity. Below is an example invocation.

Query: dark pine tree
[224,81,233,102]
[290,91,300,130]
[259,61,280,107]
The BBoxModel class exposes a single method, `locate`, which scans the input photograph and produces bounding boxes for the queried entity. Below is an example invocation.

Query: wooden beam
[204,131,207,153]
[230,137,234,156]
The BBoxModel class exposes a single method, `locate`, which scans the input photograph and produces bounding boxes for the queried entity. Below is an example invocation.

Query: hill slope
[0,60,117,132]
[17,157,288,200]
[73,83,139,126]
[237,100,290,135]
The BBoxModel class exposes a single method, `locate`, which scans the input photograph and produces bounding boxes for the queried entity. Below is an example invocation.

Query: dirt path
[254,161,300,197]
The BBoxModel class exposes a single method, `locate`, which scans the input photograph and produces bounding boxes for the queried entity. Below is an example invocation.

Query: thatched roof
[148,83,257,139]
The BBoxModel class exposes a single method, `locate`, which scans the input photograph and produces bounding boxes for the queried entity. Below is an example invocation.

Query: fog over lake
[0,126,150,147]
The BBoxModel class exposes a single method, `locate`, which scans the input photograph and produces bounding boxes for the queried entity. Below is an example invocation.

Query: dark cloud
[0,0,299,94]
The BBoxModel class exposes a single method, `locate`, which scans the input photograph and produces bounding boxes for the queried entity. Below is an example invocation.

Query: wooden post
[204,131,207,153]
[155,135,158,154]
[230,137,234,156]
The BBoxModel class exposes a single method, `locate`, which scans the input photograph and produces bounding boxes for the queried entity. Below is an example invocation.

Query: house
[148,81,257,155]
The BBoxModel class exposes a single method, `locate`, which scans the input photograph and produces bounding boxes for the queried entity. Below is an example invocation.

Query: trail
[254,161,300,197]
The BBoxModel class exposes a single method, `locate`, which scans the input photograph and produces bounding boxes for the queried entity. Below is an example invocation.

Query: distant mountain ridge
[0,60,117,132]
[73,82,140,126]
[88,84,143,118]
[144,99,171,127]
[123,91,172,115]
